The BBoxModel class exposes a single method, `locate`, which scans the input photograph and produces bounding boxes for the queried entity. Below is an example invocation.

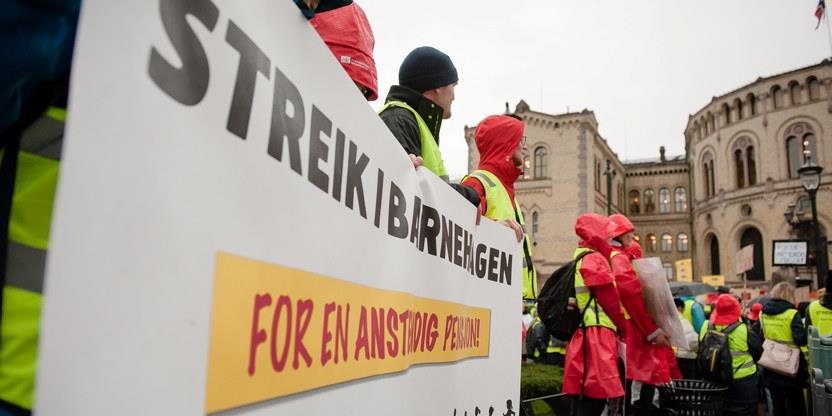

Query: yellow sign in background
[674,259,693,282]
[701,275,725,287]
[205,252,491,413]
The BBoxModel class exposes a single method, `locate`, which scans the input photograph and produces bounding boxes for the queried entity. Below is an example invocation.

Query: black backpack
[537,251,593,340]
[697,321,741,385]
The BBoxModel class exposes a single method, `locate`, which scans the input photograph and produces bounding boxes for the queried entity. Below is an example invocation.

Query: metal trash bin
[812,369,826,416]
[809,326,832,381]
[658,379,727,416]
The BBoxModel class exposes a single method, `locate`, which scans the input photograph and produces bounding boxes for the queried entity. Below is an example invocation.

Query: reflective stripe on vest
[574,248,616,331]
[379,101,448,179]
[698,321,757,379]
[808,301,832,336]
[608,250,631,320]
[464,170,538,300]
[1,107,63,410]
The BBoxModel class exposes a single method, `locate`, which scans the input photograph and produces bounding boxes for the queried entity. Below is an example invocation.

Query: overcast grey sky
[359,0,831,178]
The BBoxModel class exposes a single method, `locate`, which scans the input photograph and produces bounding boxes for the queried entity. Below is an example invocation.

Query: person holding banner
[461,114,536,299]
[563,214,627,416]
[607,214,670,416]
[379,47,482,208]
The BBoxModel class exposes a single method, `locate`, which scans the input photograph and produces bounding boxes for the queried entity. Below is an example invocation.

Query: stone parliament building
[465,60,832,289]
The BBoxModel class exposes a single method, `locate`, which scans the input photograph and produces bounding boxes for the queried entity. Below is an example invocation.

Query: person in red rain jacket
[563,213,628,416]
[608,214,672,415]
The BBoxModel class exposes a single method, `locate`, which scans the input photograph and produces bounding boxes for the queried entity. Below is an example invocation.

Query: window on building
[674,187,687,212]
[722,103,731,125]
[746,146,757,185]
[661,233,673,252]
[677,233,689,252]
[808,76,821,101]
[708,235,721,274]
[659,188,671,213]
[644,189,656,213]
[534,147,548,178]
[646,234,657,253]
[789,81,801,105]
[634,233,640,242]
[740,227,765,281]
[702,152,716,198]
[786,123,818,178]
[664,263,673,281]
[735,98,744,120]
[709,159,716,196]
[629,190,641,214]
[522,150,530,179]
[772,85,784,109]
[747,93,757,116]
[532,212,539,236]
[594,159,601,191]
[734,149,745,188]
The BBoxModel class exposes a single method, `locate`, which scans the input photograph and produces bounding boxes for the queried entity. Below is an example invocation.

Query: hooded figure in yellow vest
[378,46,481,208]
[805,293,832,337]
[461,115,534,299]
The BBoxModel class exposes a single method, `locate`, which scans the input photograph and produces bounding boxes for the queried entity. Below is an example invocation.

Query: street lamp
[798,160,827,290]
[604,159,617,215]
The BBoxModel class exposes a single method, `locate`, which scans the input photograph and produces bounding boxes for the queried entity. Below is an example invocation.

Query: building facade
[466,60,832,291]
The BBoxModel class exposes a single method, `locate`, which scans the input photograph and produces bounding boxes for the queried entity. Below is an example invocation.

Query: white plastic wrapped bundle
[632,257,687,349]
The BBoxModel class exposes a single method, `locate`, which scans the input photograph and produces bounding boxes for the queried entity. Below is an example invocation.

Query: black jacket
[760,298,808,388]
[379,85,480,207]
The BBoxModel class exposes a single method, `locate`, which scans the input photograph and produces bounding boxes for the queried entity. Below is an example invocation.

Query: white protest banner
[735,244,754,275]
[773,240,809,266]
[35,1,521,415]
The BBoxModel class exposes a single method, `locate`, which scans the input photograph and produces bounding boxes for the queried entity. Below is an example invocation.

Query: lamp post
[798,160,827,290]
[604,159,617,215]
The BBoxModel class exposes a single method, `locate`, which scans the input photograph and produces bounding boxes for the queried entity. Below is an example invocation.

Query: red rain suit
[562,214,627,399]
[460,115,523,215]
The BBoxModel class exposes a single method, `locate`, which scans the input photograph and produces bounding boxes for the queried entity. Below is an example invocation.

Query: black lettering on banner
[463,229,472,272]
[225,20,271,139]
[332,129,346,202]
[475,244,487,279]
[453,223,463,267]
[307,105,331,193]
[387,181,408,239]
[345,141,369,218]
[267,66,305,175]
[409,196,422,246]
[418,204,440,255]
[439,216,453,263]
[499,252,513,285]
[148,0,219,105]
[373,169,384,228]
[487,248,500,282]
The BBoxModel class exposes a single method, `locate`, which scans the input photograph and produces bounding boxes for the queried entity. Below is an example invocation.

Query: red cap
[310,3,378,100]
[712,294,742,326]
[607,214,635,239]
[748,303,763,321]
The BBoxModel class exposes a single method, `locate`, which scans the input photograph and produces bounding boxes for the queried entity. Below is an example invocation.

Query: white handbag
[758,338,800,376]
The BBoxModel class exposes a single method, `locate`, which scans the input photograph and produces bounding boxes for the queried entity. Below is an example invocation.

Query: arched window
[735,98,744,120]
[747,93,757,116]
[746,146,756,185]
[674,187,687,212]
[702,152,716,197]
[740,227,764,281]
[785,123,818,177]
[734,149,745,188]
[664,263,674,280]
[808,76,821,101]
[643,189,656,213]
[532,211,539,236]
[534,147,548,178]
[708,235,721,274]
[708,113,715,133]
[658,188,671,213]
[722,103,731,125]
[703,161,711,198]
[661,233,673,252]
[522,150,530,179]
[789,81,801,105]
[646,234,657,253]
[677,233,689,252]
[771,85,784,109]
[629,190,641,214]
[709,160,716,195]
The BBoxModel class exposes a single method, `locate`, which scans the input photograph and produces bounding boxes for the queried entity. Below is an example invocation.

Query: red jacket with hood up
[460,115,523,216]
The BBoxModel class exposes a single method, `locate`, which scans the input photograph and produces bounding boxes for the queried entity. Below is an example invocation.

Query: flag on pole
[816,0,826,30]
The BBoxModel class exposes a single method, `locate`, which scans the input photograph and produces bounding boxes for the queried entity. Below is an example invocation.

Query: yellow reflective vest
[379,100,449,180]
[698,321,757,380]
[808,301,832,336]
[0,107,64,410]
[463,169,538,300]
[761,309,808,359]
[574,248,616,331]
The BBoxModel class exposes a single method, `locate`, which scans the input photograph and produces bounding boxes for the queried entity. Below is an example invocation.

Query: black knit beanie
[398,46,458,93]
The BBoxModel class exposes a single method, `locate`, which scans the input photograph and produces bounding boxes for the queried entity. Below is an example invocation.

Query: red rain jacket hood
[310,3,378,100]
[608,214,635,239]
[474,115,524,198]
[575,213,612,259]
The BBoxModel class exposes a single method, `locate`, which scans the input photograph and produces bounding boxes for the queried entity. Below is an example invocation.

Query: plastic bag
[633,257,687,349]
